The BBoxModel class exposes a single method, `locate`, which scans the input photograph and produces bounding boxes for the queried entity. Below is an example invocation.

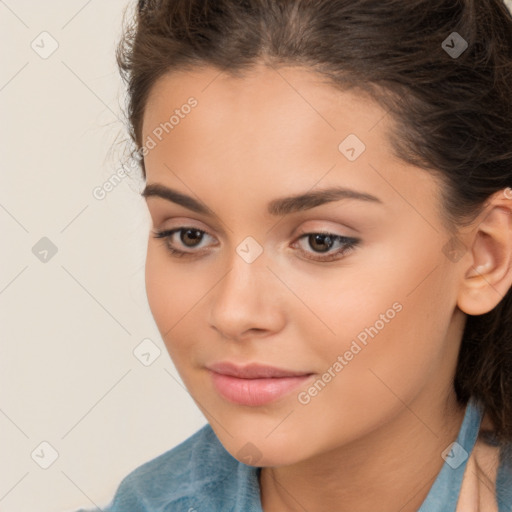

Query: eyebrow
[141,183,383,217]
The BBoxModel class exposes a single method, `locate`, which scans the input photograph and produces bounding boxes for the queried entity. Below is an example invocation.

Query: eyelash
[152,226,360,262]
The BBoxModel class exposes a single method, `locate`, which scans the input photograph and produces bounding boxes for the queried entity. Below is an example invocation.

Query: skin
[141,62,512,512]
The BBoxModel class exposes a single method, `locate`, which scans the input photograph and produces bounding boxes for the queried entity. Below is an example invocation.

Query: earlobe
[457,191,512,316]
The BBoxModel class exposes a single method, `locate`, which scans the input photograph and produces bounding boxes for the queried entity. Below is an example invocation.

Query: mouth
[207,361,315,406]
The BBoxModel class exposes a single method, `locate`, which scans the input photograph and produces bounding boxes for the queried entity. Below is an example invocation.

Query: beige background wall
[1,1,511,511]
[1,2,206,511]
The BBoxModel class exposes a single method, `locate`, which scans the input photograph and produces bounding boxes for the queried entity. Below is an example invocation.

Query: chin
[212,427,310,467]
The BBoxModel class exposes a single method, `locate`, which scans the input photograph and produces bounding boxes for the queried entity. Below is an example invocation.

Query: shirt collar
[417,397,484,511]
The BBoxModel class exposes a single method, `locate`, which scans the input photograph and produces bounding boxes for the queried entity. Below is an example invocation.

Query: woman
[79,0,512,510]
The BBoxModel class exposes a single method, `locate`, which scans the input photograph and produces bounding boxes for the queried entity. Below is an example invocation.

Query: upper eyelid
[159,225,351,237]
[160,226,356,249]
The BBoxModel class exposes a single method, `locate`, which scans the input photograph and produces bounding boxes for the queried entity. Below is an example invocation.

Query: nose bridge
[217,240,269,307]
[208,239,281,338]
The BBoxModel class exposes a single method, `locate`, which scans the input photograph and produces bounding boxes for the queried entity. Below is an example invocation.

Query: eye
[151,227,215,257]
[292,231,360,262]
[151,227,360,262]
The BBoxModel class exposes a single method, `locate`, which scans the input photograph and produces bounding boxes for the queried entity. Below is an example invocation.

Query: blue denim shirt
[76,397,512,511]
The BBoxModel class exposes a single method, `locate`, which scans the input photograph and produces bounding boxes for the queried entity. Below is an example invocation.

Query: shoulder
[102,423,259,512]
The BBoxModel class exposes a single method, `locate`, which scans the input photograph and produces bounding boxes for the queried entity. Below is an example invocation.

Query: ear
[457,188,512,316]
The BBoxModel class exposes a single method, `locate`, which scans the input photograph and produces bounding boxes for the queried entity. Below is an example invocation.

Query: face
[142,63,465,466]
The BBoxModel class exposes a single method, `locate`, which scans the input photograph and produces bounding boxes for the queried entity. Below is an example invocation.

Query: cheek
[144,245,198,348]
[294,236,456,396]
[279,240,413,353]
[145,246,172,332]
[144,244,224,362]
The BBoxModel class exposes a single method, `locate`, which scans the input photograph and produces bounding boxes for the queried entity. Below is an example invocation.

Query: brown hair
[116,0,512,442]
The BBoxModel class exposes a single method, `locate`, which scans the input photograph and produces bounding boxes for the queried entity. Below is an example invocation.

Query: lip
[208,361,311,378]
[207,362,314,406]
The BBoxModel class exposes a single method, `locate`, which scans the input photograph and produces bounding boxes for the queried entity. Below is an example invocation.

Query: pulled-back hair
[116,0,512,442]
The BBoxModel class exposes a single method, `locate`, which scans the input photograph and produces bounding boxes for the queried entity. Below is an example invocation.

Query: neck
[259,391,467,512]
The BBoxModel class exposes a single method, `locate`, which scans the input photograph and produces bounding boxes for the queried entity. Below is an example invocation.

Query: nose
[208,247,285,341]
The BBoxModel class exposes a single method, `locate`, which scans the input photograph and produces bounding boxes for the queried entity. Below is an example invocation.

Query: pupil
[182,229,202,247]
[310,234,333,253]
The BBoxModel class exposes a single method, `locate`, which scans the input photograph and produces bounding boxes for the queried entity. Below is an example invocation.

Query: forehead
[141,63,396,178]
[141,64,444,227]
[142,63,388,143]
